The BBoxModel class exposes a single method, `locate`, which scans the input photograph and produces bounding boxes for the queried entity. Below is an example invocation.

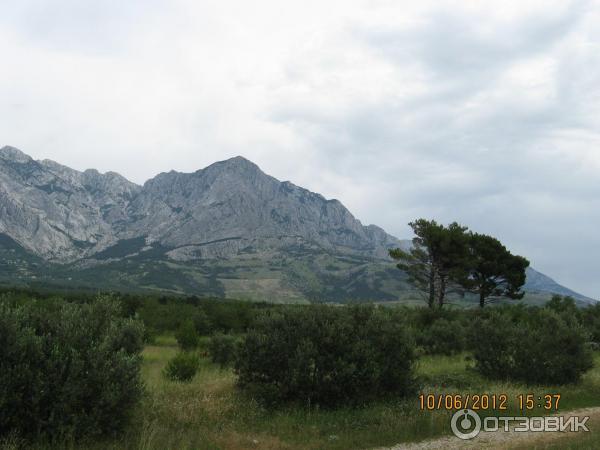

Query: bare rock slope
[0,146,400,262]
[0,145,593,303]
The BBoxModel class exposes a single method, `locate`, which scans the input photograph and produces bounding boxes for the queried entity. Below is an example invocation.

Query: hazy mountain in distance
[0,145,594,304]
[524,267,595,304]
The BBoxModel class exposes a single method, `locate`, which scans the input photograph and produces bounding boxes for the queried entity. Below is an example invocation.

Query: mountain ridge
[0,145,594,304]
[0,146,402,262]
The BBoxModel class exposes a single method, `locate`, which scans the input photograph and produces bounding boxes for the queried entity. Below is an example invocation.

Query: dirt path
[375,407,600,450]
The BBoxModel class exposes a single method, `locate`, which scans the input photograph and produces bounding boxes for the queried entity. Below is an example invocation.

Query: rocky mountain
[124,156,401,261]
[0,145,594,304]
[0,146,139,260]
[523,267,595,305]
[0,146,400,262]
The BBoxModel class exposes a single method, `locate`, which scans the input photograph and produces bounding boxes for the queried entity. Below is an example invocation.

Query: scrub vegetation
[1,288,600,449]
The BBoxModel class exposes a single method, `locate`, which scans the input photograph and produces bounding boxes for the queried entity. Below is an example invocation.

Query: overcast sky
[1,0,599,298]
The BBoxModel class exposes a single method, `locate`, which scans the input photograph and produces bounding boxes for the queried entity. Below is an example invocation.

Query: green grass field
[26,338,592,450]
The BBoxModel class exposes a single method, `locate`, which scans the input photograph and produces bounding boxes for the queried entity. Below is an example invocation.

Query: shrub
[0,296,144,440]
[581,303,600,343]
[143,326,158,345]
[163,352,200,382]
[208,333,238,368]
[175,319,199,350]
[235,305,416,407]
[470,308,593,385]
[193,310,213,336]
[417,318,465,355]
[588,342,600,352]
[203,301,255,333]
[545,295,579,317]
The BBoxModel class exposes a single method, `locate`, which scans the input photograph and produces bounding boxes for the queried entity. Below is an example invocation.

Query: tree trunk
[438,275,446,308]
[479,291,485,308]
[428,266,436,308]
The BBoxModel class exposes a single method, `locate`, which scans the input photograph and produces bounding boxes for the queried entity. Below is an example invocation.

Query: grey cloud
[0,0,598,297]
[361,1,586,79]
[0,0,168,54]
[267,2,599,297]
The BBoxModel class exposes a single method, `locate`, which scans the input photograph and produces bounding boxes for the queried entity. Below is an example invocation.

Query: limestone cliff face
[125,156,401,259]
[0,145,593,303]
[0,146,139,260]
[0,146,401,261]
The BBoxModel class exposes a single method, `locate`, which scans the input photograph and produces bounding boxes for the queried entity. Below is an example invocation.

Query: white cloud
[0,0,599,297]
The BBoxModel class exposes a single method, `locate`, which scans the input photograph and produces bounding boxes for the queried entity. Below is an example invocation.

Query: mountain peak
[214,155,260,171]
[0,146,32,163]
[224,155,253,164]
[0,149,591,303]
[194,155,263,180]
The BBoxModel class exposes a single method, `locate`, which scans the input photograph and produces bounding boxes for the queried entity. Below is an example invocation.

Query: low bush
[0,296,144,440]
[163,352,200,382]
[143,326,158,345]
[470,308,593,385]
[175,319,199,350]
[192,310,213,336]
[582,303,600,344]
[588,342,600,352]
[545,295,579,316]
[235,305,416,407]
[208,333,238,368]
[417,318,466,355]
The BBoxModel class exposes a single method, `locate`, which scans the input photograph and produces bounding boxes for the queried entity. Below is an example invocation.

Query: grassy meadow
[16,337,593,450]
[2,292,599,450]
